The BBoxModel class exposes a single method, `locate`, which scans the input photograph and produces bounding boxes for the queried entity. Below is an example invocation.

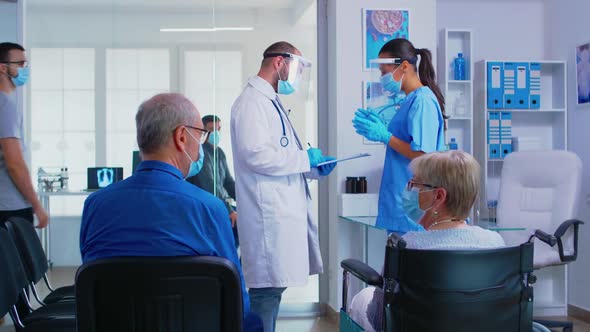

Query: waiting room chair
[340,233,545,332]
[75,256,244,332]
[497,151,584,332]
[5,217,76,305]
[0,227,76,331]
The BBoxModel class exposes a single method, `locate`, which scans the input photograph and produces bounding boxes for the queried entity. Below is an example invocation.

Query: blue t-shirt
[80,160,249,314]
[376,87,446,233]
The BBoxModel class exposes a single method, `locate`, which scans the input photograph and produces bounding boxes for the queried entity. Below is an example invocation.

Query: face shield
[267,52,312,99]
[367,58,407,123]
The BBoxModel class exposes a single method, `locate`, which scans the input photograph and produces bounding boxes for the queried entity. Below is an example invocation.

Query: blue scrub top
[376,86,446,233]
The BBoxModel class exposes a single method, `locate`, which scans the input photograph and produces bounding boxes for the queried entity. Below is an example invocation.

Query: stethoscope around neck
[270,99,290,147]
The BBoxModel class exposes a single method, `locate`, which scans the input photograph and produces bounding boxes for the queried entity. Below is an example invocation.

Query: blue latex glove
[317,156,336,176]
[354,107,373,119]
[307,147,324,168]
[353,108,384,125]
[352,108,391,144]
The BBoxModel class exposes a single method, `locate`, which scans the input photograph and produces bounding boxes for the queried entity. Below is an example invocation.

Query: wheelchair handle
[534,229,557,247]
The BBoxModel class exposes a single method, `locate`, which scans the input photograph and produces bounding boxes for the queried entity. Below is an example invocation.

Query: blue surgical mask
[277,64,297,95]
[183,129,205,179]
[380,66,403,95]
[278,80,295,95]
[402,187,434,223]
[184,144,204,179]
[11,67,29,87]
[208,131,220,145]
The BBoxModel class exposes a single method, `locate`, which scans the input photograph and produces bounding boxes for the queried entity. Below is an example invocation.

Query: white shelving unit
[475,60,568,316]
[475,60,567,207]
[438,28,473,154]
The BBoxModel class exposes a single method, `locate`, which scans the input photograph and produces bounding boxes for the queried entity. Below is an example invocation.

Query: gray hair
[409,150,481,219]
[136,93,199,154]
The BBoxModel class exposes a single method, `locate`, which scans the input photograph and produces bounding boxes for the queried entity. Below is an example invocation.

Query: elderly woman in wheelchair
[343,151,553,332]
[348,150,505,331]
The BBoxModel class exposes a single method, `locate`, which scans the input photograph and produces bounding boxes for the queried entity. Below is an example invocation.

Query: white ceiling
[26,0,316,28]
[27,0,299,10]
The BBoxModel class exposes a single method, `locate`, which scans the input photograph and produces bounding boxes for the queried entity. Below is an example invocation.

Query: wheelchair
[339,232,560,332]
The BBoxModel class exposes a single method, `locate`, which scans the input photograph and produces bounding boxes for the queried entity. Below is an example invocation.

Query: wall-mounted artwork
[363,9,409,71]
[576,42,590,105]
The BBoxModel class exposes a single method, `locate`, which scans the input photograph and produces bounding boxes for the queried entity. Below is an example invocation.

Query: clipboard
[316,153,371,167]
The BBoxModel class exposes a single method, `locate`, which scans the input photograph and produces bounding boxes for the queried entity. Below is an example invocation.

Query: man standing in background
[0,42,48,229]
[0,42,48,324]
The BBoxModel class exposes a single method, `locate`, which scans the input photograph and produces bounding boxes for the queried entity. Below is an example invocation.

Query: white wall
[326,0,436,310]
[1,0,26,164]
[0,1,18,42]
[26,6,317,145]
[437,0,545,61]
[544,0,590,311]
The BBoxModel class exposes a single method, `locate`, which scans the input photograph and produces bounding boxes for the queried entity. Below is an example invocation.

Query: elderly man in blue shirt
[80,93,261,331]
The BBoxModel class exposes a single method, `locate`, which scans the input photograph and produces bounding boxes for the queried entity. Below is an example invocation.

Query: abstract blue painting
[363,9,410,70]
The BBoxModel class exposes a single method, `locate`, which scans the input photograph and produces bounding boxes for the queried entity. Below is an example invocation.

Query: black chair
[75,256,244,332]
[0,227,75,331]
[341,233,540,332]
[5,217,75,305]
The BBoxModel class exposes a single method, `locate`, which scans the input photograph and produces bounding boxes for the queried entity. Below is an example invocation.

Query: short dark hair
[202,114,221,128]
[0,42,25,62]
[263,41,297,57]
[379,38,445,118]
[262,41,297,65]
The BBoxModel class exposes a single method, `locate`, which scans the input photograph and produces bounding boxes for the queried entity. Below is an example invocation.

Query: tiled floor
[277,317,338,332]
[3,315,590,332]
[0,317,341,332]
[534,317,590,332]
[1,267,589,332]
[0,267,334,332]
[2,312,590,332]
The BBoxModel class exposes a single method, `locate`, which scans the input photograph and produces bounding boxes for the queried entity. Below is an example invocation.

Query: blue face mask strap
[270,99,288,147]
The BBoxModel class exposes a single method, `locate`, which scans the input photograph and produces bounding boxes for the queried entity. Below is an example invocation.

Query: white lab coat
[230,76,323,288]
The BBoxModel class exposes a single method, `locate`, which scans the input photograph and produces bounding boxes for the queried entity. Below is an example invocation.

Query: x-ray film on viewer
[86,167,123,190]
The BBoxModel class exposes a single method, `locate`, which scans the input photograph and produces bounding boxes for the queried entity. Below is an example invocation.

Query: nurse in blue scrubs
[353,38,447,233]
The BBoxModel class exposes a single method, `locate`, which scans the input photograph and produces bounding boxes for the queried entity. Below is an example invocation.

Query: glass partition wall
[26,0,319,311]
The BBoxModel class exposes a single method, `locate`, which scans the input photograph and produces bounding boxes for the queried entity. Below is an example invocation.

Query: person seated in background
[187,114,239,248]
[79,93,261,331]
[349,150,505,332]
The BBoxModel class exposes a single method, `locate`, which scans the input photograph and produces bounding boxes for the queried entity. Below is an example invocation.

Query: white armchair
[496,150,584,332]
[497,151,583,267]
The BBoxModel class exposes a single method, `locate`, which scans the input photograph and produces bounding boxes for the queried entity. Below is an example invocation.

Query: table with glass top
[338,215,527,264]
[38,190,92,267]
[338,216,385,264]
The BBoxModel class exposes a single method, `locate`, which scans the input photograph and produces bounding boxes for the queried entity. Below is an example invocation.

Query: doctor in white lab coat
[230,41,336,332]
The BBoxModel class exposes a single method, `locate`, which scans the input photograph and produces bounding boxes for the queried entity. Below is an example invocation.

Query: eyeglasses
[406,179,438,191]
[0,61,28,67]
[183,125,210,145]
